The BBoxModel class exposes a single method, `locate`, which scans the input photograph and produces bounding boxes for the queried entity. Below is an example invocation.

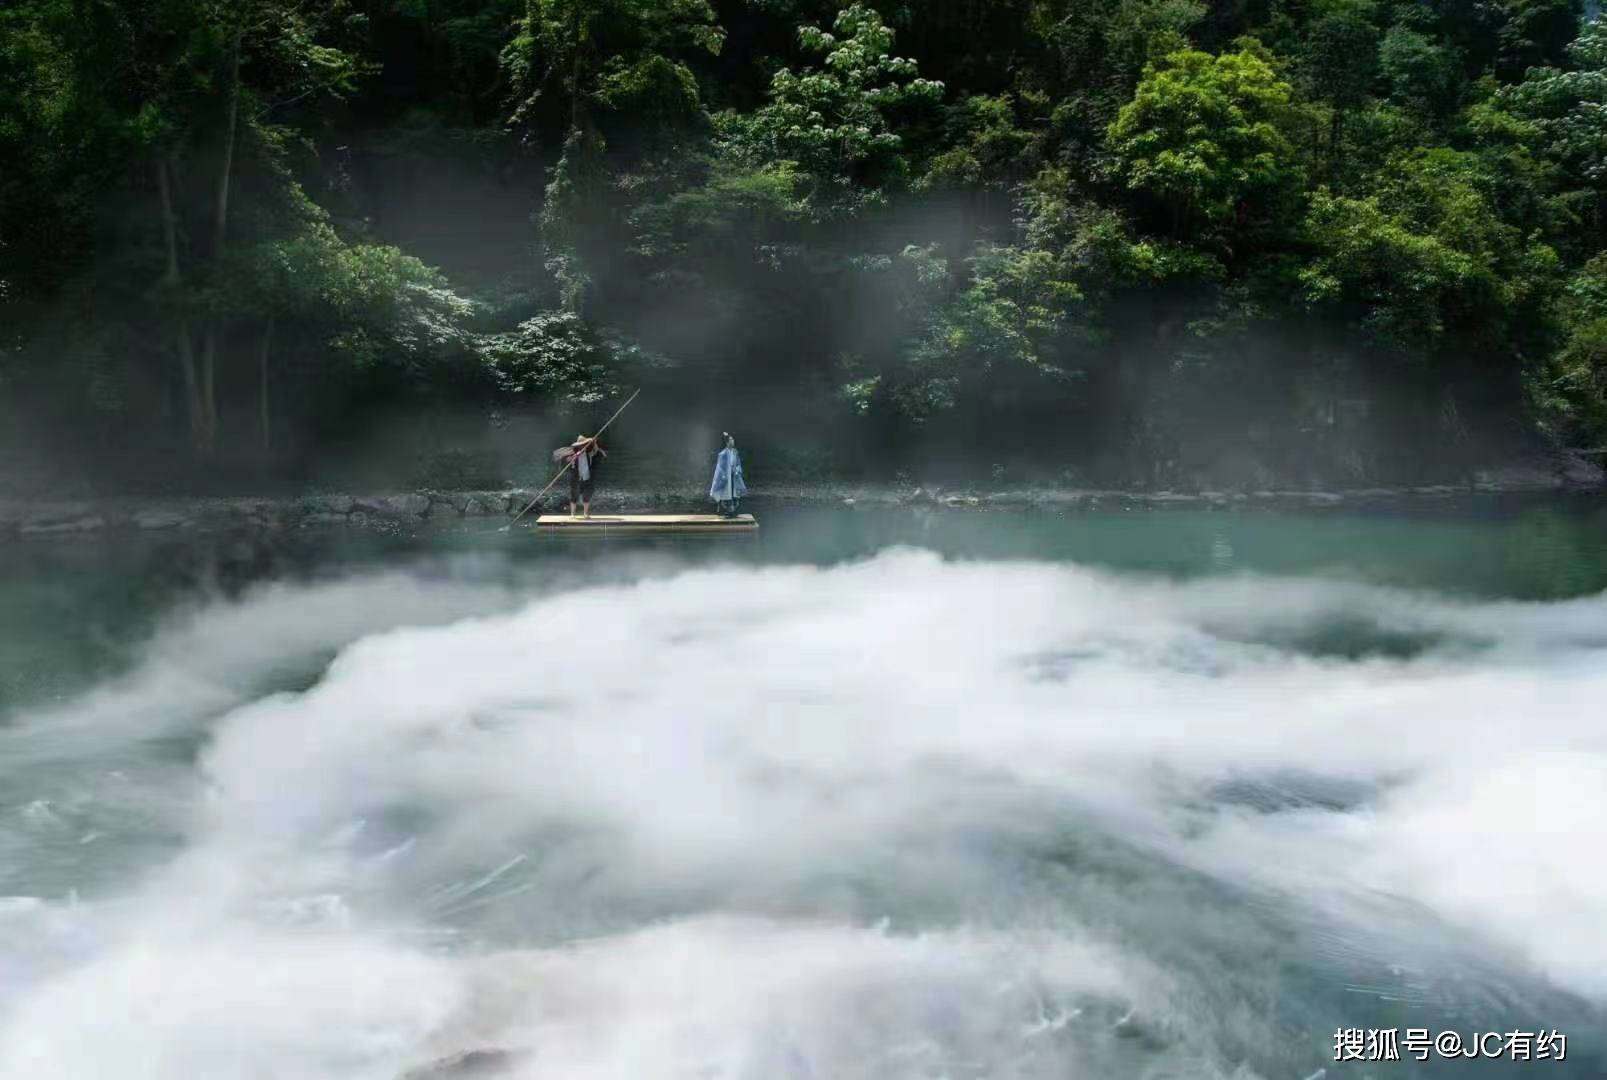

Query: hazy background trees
[4,0,1606,493]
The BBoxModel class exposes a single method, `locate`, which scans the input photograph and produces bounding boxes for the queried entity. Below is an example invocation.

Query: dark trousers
[569,469,595,507]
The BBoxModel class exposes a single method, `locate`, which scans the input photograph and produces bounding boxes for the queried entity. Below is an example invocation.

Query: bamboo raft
[534,513,759,538]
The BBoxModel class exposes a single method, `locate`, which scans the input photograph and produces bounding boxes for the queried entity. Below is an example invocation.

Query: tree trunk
[156,155,206,451]
[258,316,274,454]
[156,156,181,283]
[1329,108,1344,179]
[569,7,583,134]
[213,35,242,259]
[196,33,243,457]
[199,330,219,453]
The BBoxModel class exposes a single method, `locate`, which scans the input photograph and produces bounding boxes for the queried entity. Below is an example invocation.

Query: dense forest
[5,0,1607,492]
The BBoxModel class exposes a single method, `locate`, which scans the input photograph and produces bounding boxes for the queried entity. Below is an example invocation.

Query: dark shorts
[570,470,595,503]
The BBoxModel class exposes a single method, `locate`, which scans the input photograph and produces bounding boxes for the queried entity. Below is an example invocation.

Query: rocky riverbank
[0,460,1602,537]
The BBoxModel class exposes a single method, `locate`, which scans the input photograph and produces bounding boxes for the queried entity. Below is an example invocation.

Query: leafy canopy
[725,3,943,215]
[1107,43,1303,239]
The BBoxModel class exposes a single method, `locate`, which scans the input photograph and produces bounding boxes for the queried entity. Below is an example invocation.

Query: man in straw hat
[557,433,606,518]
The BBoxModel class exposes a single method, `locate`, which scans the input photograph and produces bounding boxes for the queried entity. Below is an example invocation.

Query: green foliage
[724,4,942,215]
[1301,148,1558,353]
[1027,0,1207,164]
[921,93,1047,192]
[1533,252,1607,443]
[504,0,726,317]
[480,309,658,404]
[6,0,1607,486]
[0,0,154,296]
[1500,15,1607,182]
[1491,0,1585,79]
[629,151,809,261]
[1108,44,1305,241]
[1378,25,1460,118]
[907,241,1084,391]
[1031,0,1207,95]
[1296,8,1381,112]
[505,0,722,137]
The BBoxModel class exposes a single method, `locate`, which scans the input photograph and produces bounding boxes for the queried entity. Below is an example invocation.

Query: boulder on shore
[353,493,432,519]
[132,508,193,529]
[20,517,105,534]
[463,492,508,516]
[1560,451,1605,488]
[300,494,355,516]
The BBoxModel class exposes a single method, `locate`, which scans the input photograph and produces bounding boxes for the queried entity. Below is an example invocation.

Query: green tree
[1494,0,1590,78]
[1500,14,1607,184]
[1295,4,1382,175]
[921,93,1048,194]
[1533,252,1607,444]
[1378,25,1460,119]
[504,0,723,311]
[480,309,653,405]
[0,0,152,303]
[725,3,944,216]
[1301,148,1558,356]
[1026,0,1206,165]
[140,0,372,454]
[1107,43,1305,241]
[504,0,722,141]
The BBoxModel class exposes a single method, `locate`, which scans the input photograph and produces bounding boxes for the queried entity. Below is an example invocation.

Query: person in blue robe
[709,432,747,517]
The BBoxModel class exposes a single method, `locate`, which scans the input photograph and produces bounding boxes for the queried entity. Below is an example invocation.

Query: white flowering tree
[728,3,943,215]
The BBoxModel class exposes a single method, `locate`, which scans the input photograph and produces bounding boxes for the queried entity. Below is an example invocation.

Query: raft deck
[534,513,758,538]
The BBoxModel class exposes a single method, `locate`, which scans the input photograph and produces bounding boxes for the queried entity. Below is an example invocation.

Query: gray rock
[17,501,94,524]
[1471,465,1560,492]
[384,494,430,518]
[21,514,105,534]
[221,497,276,517]
[352,493,431,518]
[1559,452,1605,488]
[300,494,355,516]
[133,509,192,529]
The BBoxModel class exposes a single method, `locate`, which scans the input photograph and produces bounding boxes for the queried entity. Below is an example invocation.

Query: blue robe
[709,447,747,502]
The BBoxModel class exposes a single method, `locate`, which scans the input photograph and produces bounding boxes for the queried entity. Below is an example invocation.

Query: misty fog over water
[1,505,1605,1079]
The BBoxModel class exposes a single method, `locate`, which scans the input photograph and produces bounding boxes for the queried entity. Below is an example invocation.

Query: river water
[1,501,1605,1079]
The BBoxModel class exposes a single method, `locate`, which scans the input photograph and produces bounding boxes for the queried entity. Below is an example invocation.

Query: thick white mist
[2,549,1605,1079]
